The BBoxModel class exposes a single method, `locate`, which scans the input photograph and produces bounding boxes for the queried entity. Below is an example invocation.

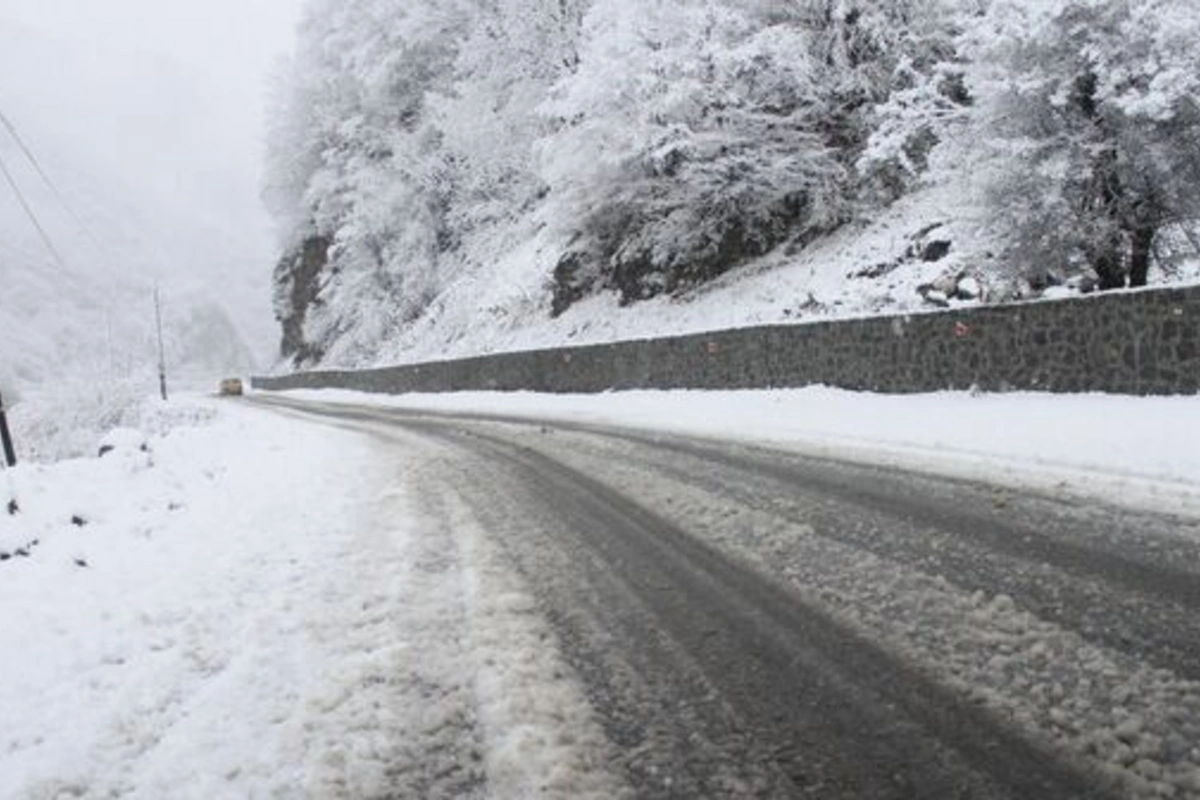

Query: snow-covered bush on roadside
[7,376,215,463]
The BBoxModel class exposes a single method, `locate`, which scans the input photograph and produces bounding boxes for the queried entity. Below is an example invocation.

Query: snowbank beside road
[0,397,621,799]
[0,399,388,797]
[282,387,1200,518]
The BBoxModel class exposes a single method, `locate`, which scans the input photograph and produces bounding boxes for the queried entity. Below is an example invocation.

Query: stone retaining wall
[252,285,1200,396]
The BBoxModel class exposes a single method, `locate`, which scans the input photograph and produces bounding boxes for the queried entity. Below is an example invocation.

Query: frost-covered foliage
[264,0,472,365]
[543,1,967,311]
[265,0,1200,367]
[541,1,846,311]
[855,1,977,201]
[965,0,1200,290]
[10,377,174,463]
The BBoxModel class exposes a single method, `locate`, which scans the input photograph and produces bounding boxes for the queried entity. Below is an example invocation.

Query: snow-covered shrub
[6,376,213,463]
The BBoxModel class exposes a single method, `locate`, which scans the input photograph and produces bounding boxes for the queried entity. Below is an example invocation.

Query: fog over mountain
[0,4,301,399]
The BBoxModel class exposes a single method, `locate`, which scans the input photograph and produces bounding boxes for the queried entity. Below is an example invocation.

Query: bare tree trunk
[1073,72,1132,291]
[1128,225,1154,287]
[1093,240,1127,290]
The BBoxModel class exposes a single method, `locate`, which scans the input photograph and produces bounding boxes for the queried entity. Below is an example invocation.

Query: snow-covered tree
[850,0,977,202]
[265,0,470,364]
[970,0,1200,289]
[429,0,586,241]
[539,0,846,311]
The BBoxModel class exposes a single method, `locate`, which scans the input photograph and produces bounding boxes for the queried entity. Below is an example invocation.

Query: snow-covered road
[255,394,1200,799]
[3,390,1200,798]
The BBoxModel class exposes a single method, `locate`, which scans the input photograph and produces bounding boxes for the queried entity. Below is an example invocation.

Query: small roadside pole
[154,285,168,401]
[0,390,16,468]
[0,390,18,515]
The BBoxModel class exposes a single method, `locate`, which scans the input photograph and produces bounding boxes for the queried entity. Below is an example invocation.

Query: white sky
[0,0,307,363]
[0,0,306,184]
[0,0,302,95]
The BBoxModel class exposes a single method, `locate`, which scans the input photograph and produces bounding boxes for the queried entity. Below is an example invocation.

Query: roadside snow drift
[0,397,620,799]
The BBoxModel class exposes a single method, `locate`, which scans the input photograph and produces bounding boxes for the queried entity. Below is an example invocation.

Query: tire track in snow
[545,425,1200,682]
[395,422,1112,799]
[405,445,632,800]
[426,439,804,797]
[305,424,632,800]
[496,424,1200,798]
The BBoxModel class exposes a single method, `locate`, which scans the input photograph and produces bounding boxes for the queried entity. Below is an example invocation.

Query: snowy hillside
[266,0,1200,371]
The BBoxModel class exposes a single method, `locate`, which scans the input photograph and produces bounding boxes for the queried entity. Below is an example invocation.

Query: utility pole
[0,390,16,467]
[105,310,115,376]
[154,285,168,401]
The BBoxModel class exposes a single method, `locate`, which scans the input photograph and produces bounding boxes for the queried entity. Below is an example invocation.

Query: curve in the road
[247,395,1200,799]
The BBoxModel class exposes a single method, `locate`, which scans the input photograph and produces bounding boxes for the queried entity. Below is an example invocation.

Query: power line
[0,109,65,206]
[0,105,103,251]
[0,145,67,270]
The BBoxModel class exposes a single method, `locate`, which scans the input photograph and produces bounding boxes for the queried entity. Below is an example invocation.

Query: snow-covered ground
[285,387,1200,521]
[2,385,1197,797]
[0,397,619,799]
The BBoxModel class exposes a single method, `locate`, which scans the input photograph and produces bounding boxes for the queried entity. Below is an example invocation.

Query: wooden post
[0,390,16,467]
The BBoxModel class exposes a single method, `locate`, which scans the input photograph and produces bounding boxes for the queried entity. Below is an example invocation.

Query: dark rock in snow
[918,273,960,307]
[98,428,151,458]
[552,251,597,317]
[923,289,951,307]
[852,260,901,279]
[1,537,39,561]
[1066,274,1099,294]
[921,240,952,262]
[275,234,332,367]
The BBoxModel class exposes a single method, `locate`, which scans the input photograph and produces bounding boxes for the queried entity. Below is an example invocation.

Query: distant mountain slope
[0,20,273,400]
